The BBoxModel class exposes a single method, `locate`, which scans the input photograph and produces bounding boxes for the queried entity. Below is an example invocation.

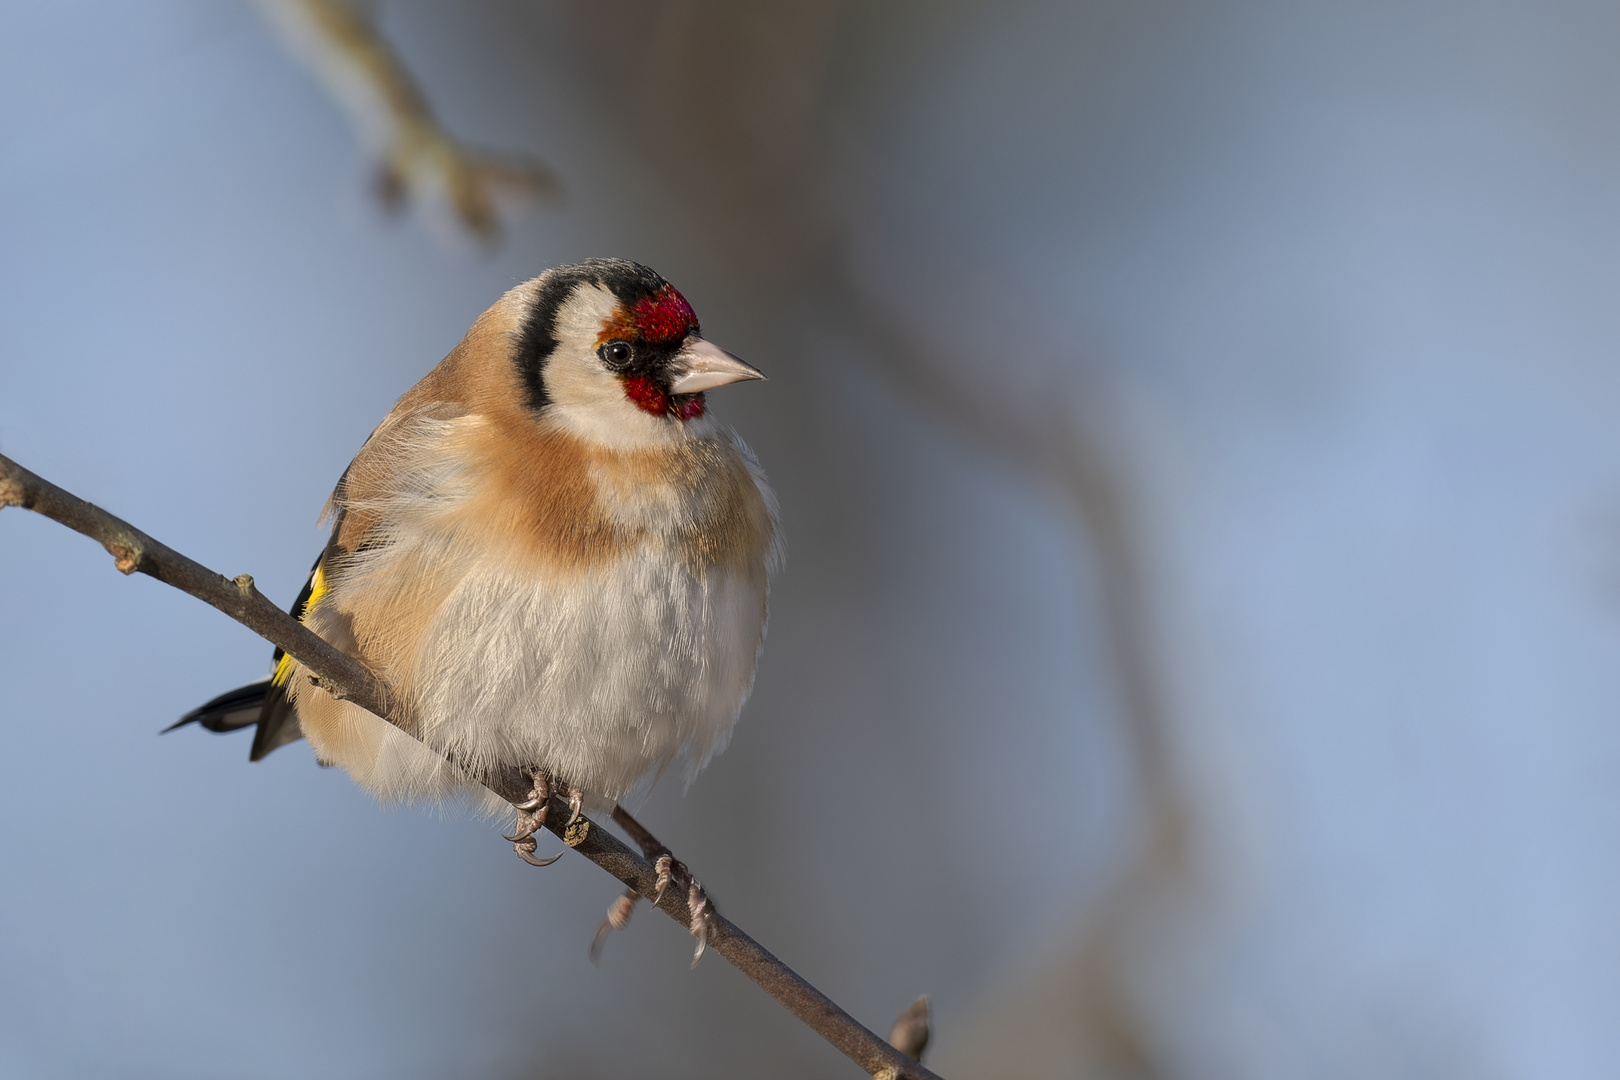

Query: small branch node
[233,573,255,592]
[107,543,141,575]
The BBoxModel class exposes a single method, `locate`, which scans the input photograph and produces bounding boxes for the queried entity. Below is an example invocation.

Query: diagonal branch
[0,451,941,1080]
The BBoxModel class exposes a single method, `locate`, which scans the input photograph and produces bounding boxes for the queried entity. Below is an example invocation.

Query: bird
[169,258,780,956]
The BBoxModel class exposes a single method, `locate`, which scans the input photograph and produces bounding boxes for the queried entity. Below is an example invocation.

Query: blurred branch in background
[839,255,1186,1080]
[255,0,558,242]
[0,452,942,1080]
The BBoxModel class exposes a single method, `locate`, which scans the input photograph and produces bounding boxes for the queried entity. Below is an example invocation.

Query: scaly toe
[502,807,542,844]
[514,769,552,812]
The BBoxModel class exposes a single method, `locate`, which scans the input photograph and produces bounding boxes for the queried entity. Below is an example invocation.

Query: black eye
[600,341,632,368]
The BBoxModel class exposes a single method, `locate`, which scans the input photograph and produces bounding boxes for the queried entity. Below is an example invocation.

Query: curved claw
[566,787,584,827]
[653,854,674,907]
[516,846,564,867]
[687,880,712,966]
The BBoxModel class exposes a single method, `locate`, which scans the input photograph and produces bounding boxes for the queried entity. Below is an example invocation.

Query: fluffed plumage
[175,259,780,819]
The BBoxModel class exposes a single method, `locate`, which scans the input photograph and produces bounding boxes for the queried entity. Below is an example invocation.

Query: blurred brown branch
[256,0,558,242]
[0,451,942,1080]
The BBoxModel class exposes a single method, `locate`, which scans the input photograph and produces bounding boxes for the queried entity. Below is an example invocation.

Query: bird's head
[511,259,763,448]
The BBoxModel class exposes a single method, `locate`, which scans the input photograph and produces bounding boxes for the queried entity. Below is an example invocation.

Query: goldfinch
[173,260,779,939]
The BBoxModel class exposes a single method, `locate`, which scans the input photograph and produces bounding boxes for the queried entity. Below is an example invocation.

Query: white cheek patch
[543,284,621,408]
[541,283,687,450]
[551,282,618,351]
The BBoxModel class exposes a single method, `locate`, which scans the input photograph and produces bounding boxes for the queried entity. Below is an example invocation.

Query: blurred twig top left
[256,0,559,243]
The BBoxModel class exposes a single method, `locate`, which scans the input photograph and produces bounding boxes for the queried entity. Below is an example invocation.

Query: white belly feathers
[286,410,779,815]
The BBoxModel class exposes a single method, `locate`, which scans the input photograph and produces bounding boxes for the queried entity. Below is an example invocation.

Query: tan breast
[458,412,773,578]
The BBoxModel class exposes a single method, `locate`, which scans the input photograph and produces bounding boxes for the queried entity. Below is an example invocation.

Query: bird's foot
[608,805,716,965]
[504,769,563,867]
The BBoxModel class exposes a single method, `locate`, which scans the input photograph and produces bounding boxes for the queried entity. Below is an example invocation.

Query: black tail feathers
[165,677,304,762]
[165,680,268,734]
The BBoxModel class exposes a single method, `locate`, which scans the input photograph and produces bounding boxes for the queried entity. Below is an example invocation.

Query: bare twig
[0,451,941,1080]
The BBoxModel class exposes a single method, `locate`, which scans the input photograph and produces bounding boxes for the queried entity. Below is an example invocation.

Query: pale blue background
[2,2,1618,1078]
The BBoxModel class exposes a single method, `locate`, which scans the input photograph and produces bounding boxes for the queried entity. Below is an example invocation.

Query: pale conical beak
[668,338,766,395]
